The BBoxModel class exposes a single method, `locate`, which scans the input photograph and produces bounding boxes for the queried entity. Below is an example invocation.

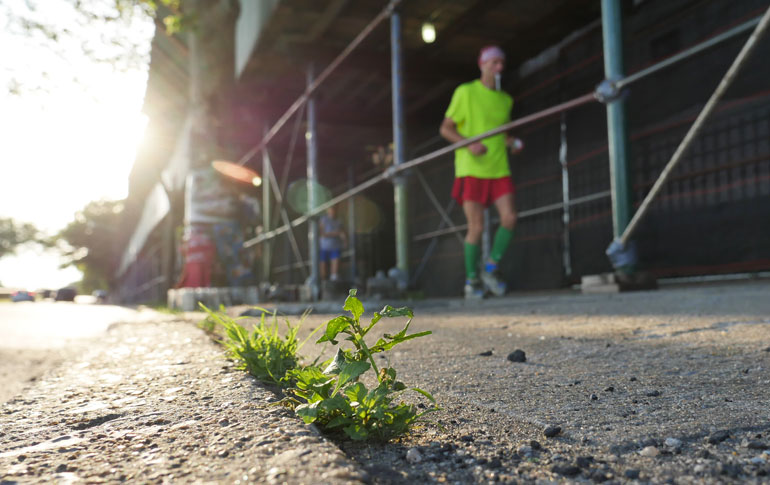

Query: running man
[439,45,518,299]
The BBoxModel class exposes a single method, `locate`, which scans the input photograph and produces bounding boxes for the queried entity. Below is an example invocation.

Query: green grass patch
[200,304,318,386]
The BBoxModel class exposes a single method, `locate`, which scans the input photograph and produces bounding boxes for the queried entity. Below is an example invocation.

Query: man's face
[480,56,505,77]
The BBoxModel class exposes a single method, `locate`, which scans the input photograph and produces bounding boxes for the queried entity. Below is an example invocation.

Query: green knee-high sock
[464,242,480,280]
[490,226,514,263]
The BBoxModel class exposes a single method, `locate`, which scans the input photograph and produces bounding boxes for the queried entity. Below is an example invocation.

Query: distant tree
[56,199,124,292]
[0,218,40,260]
[2,0,188,96]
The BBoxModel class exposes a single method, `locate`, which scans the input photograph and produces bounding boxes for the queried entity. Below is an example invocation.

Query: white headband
[478,46,505,65]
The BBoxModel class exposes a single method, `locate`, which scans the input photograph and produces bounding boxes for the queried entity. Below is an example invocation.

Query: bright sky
[0,0,154,289]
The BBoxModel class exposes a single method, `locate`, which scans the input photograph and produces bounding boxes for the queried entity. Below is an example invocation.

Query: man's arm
[440,118,487,156]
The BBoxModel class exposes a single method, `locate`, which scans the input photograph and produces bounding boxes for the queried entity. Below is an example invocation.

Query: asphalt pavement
[1,280,770,483]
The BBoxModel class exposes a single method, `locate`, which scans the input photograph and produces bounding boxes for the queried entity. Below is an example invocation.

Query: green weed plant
[200,304,309,386]
[200,290,436,441]
[286,289,437,441]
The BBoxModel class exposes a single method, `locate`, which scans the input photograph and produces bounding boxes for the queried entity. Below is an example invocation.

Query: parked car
[11,290,35,302]
[92,290,108,303]
[54,288,77,302]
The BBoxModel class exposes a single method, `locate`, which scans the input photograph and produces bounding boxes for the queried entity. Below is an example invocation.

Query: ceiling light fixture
[421,22,436,44]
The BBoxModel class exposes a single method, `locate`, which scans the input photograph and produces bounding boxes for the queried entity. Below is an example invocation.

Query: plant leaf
[333,361,370,395]
[411,387,436,403]
[316,315,353,344]
[377,305,414,320]
[295,401,320,423]
[320,393,353,415]
[343,423,368,440]
[369,330,432,354]
[323,348,347,375]
[343,289,364,321]
[326,415,352,429]
[344,382,367,404]
[365,305,413,334]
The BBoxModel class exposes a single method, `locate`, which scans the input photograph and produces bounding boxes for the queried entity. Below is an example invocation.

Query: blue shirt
[320,215,343,251]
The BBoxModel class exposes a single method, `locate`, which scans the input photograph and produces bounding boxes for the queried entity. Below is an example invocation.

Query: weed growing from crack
[201,290,437,441]
[285,289,437,441]
[200,304,317,386]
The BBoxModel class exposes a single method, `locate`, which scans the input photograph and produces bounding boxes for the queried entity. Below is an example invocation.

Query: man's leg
[463,200,485,279]
[463,201,485,299]
[319,251,328,281]
[330,255,340,281]
[481,193,517,296]
[490,192,517,263]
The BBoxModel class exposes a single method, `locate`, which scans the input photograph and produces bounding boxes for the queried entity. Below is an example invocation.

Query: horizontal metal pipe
[236,0,401,167]
[394,92,597,174]
[272,248,354,274]
[616,16,762,90]
[244,172,388,248]
[243,91,597,249]
[413,190,611,242]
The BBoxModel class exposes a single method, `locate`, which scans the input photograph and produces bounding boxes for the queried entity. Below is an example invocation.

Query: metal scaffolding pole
[261,128,272,281]
[559,113,572,277]
[611,4,770,253]
[601,0,632,243]
[347,167,358,283]
[264,148,308,280]
[390,8,409,283]
[306,64,320,301]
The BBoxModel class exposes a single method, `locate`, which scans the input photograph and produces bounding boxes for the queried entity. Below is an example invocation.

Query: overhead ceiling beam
[306,0,351,42]
[278,0,352,44]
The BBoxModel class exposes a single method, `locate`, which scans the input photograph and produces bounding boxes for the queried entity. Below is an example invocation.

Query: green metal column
[391,9,409,282]
[601,0,632,239]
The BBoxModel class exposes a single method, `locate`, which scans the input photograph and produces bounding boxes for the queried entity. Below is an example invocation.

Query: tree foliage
[0,218,40,260]
[2,0,187,96]
[56,199,124,292]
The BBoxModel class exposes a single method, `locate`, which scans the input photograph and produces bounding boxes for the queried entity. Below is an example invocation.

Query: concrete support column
[306,64,320,301]
[390,9,409,283]
[601,0,632,239]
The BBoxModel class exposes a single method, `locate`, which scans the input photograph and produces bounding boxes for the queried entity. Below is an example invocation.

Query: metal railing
[231,3,769,285]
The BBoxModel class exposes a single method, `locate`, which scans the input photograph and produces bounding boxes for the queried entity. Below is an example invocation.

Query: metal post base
[606,238,638,271]
[581,271,658,294]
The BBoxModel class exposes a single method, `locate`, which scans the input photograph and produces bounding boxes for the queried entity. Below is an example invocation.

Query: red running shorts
[452,176,516,207]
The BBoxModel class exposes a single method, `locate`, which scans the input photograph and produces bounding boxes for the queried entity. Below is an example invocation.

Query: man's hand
[507,136,524,155]
[468,141,488,156]
[440,118,487,156]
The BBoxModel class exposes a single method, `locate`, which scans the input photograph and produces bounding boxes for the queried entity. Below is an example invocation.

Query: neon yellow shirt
[445,79,513,179]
